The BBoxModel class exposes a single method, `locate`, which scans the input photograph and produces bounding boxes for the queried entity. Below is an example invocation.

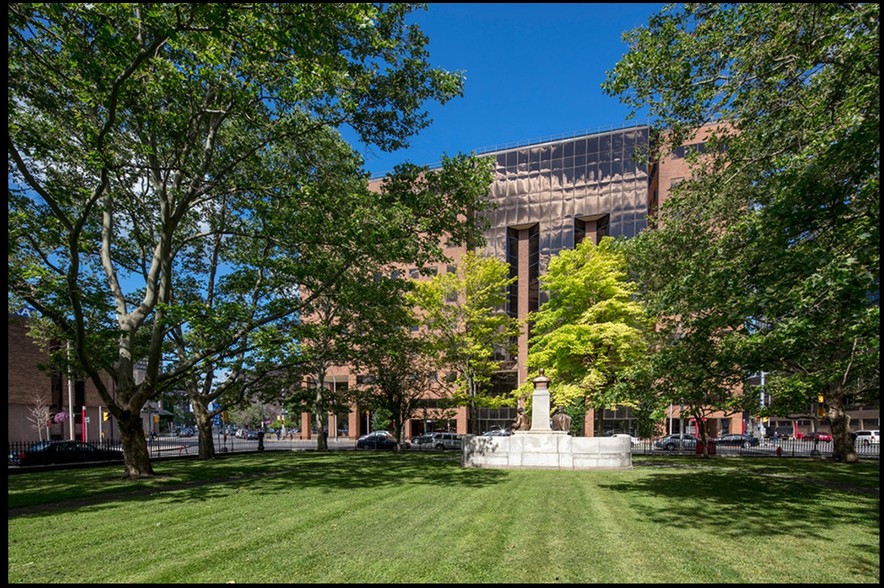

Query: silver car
[654,434,700,451]
[431,432,463,451]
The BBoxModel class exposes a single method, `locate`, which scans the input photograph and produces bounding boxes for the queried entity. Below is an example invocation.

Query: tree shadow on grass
[8,451,507,518]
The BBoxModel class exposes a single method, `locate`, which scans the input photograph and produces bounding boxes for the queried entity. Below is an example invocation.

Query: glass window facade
[480,126,650,274]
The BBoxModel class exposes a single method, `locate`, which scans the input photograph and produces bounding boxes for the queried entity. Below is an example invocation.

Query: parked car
[801,431,832,442]
[16,440,123,467]
[431,432,464,451]
[852,430,879,445]
[613,433,640,446]
[177,427,194,437]
[410,433,436,448]
[604,431,639,446]
[766,426,794,440]
[356,431,400,450]
[716,433,760,448]
[654,434,700,451]
[9,440,52,465]
[482,429,512,437]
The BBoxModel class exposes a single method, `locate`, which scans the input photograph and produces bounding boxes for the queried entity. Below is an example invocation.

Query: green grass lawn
[8,452,880,583]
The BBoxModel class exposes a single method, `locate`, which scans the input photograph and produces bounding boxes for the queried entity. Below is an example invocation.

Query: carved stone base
[462,433,632,470]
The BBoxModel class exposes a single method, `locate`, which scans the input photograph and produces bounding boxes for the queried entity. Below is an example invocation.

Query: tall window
[506,227,519,318]
[575,214,609,247]
[506,225,540,319]
[527,224,539,315]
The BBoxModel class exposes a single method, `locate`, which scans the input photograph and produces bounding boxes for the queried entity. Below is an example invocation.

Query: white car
[853,430,879,445]
[606,431,639,446]
[619,434,640,446]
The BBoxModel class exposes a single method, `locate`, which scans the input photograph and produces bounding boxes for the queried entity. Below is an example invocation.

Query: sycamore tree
[281,280,365,453]
[349,277,442,450]
[604,3,879,462]
[249,154,495,452]
[409,252,519,435]
[8,3,481,479]
[163,127,366,459]
[519,237,652,435]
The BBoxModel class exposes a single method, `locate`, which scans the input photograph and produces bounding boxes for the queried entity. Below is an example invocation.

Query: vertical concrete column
[531,369,552,431]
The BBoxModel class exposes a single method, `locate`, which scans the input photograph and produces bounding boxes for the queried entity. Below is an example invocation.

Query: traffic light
[817,394,826,418]
[102,409,110,422]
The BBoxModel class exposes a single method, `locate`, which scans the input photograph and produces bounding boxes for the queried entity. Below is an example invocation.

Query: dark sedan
[356,431,401,450]
[16,440,124,467]
[716,433,760,448]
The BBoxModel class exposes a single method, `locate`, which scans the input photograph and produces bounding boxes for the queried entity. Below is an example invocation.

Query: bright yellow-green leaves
[526,237,651,409]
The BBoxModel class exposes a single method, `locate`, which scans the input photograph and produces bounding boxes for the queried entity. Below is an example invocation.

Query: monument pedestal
[462,370,632,470]
[463,431,631,470]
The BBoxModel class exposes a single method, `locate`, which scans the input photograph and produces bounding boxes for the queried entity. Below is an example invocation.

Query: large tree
[603,3,879,462]
[8,3,480,478]
[349,277,442,450]
[520,236,651,434]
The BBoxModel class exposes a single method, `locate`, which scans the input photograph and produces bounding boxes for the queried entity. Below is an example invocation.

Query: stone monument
[463,369,632,470]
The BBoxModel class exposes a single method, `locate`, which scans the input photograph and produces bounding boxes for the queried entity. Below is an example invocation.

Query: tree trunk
[119,411,155,479]
[827,387,858,463]
[468,377,478,435]
[314,411,328,451]
[696,412,711,458]
[192,397,215,459]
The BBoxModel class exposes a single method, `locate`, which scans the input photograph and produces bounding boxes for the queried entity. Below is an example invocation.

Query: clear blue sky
[352,3,667,177]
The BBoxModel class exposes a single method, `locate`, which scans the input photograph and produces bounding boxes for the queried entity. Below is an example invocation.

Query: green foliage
[525,236,652,415]
[348,276,440,446]
[409,252,519,431]
[604,3,879,460]
[7,3,483,476]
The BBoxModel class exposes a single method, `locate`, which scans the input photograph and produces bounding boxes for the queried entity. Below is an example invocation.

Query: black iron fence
[8,434,878,468]
[631,437,880,459]
[8,434,360,467]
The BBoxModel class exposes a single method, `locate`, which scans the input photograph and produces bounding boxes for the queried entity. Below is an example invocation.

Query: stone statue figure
[512,407,530,431]
[551,405,571,432]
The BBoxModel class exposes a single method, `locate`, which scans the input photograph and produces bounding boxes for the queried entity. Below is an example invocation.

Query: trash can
[696,441,716,455]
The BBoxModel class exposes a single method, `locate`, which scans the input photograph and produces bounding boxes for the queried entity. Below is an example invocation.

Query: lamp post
[281,408,288,439]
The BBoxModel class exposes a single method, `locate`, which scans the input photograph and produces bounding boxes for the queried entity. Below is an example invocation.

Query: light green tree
[519,237,651,434]
[409,252,519,435]
[604,3,879,462]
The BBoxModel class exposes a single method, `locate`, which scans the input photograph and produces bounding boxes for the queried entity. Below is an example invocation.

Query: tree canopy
[409,251,519,434]
[604,3,879,461]
[521,236,651,432]
[7,3,490,477]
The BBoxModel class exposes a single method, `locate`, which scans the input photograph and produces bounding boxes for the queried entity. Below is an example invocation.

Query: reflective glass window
[573,139,586,156]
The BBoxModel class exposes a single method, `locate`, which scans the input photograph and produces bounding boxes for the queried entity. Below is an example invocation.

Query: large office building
[315,123,750,440]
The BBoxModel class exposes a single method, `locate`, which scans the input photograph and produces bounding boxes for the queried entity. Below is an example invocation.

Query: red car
[802,431,832,442]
